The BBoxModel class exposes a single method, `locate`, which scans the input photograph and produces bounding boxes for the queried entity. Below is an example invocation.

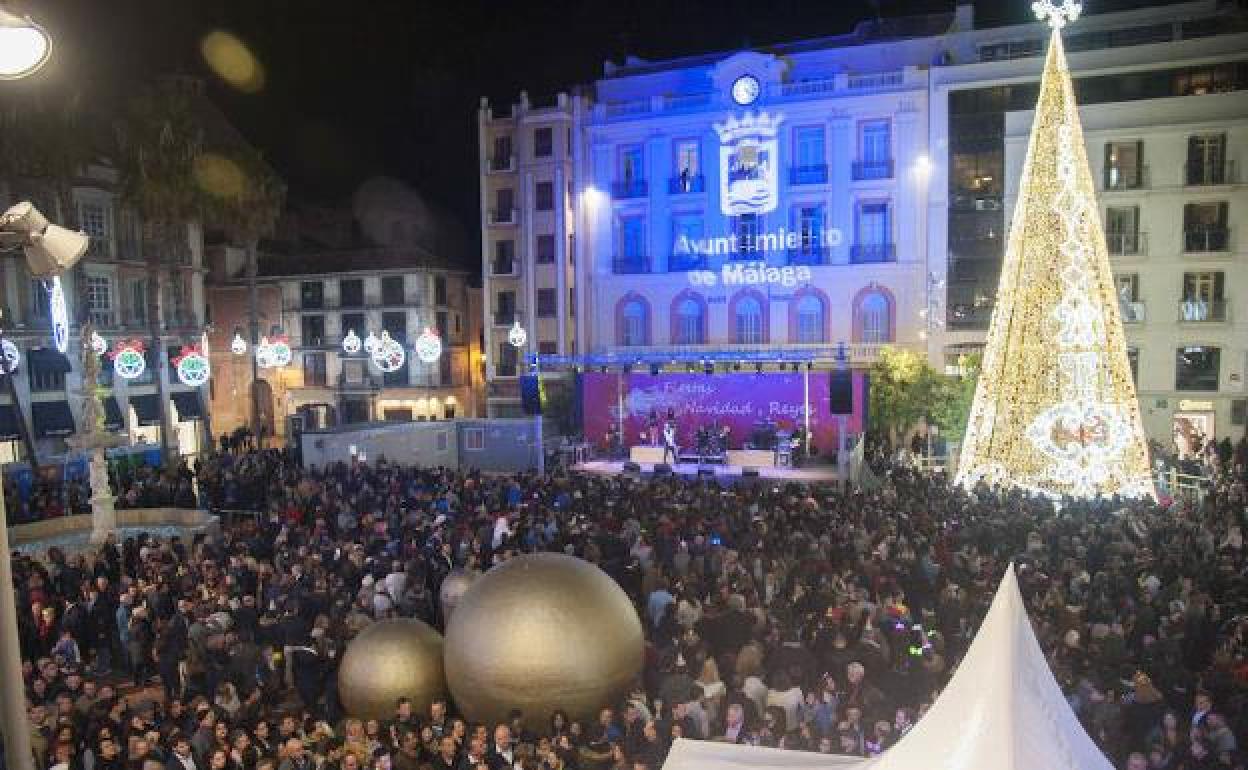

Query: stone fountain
[64,323,126,544]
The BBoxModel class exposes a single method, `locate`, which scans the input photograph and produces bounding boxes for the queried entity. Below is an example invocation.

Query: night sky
[25,0,1176,264]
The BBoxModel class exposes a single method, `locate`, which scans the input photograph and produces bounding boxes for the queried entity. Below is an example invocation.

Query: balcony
[489,155,515,172]
[668,174,705,194]
[337,372,381,390]
[611,179,648,199]
[1184,227,1230,253]
[493,311,518,327]
[1177,299,1228,322]
[789,164,829,185]
[612,256,651,274]
[163,312,200,330]
[490,208,518,225]
[1102,165,1148,191]
[491,256,517,276]
[667,253,707,272]
[1119,300,1146,323]
[1186,159,1236,186]
[785,248,830,266]
[850,243,896,264]
[852,159,894,181]
[1106,231,1147,257]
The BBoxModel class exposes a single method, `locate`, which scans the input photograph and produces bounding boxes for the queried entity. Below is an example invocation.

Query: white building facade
[480,0,1248,444]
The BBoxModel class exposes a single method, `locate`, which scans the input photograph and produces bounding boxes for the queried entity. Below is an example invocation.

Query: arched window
[858,290,892,343]
[735,295,764,345]
[620,298,648,347]
[794,293,825,344]
[674,297,704,345]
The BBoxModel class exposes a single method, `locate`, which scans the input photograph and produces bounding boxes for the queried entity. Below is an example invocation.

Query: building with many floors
[479,0,1248,447]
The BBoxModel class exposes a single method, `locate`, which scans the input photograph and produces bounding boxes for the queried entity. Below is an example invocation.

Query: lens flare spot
[193,153,245,200]
[200,30,264,93]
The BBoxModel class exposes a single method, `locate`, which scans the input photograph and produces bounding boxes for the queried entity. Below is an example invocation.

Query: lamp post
[0,15,63,770]
[835,341,849,483]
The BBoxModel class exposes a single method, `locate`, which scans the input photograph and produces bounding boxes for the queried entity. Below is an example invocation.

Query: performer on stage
[662,420,678,464]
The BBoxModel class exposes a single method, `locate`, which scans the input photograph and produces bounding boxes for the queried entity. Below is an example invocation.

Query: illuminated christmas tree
[954,1,1155,500]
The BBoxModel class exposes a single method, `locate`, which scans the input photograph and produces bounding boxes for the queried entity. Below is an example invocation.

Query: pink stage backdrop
[581,371,865,456]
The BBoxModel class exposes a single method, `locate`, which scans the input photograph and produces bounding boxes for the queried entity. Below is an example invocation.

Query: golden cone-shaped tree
[954,18,1154,500]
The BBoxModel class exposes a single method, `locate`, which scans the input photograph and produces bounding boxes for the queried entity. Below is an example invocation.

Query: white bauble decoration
[0,339,20,374]
[176,349,212,387]
[343,329,362,355]
[231,333,248,355]
[414,327,442,364]
[371,331,406,373]
[508,321,527,349]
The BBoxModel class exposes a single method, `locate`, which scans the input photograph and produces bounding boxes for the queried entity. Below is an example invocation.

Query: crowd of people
[7,437,1248,770]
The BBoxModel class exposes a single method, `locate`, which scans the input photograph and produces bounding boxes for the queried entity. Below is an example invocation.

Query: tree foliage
[868,347,980,445]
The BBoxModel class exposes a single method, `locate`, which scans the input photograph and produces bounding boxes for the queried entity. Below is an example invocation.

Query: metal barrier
[1155,468,1211,503]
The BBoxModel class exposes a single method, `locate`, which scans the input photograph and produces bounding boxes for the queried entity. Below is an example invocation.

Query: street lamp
[0,9,51,80]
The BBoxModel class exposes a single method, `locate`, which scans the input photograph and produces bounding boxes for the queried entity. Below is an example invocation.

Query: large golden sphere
[338,618,447,720]
[438,568,480,623]
[444,553,644,726]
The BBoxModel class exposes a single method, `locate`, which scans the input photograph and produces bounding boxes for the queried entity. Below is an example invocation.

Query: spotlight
[0,202,89,276]
[649,363,660,377]
[703,361,713,376]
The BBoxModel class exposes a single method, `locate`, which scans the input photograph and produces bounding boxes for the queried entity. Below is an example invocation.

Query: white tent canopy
[662,565,1114,770]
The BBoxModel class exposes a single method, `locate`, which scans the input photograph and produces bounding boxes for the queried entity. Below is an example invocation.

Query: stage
[570,459,844,484]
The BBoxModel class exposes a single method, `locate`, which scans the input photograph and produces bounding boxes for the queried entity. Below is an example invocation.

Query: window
[619,298,648,347]
[796,206,823,254]
[536,288,556,318]
[493,240,516,274]
[1128,348,1139,384]
[671,216,704,269]
[795,294,825,344]
[127,279,147,326]
[734,294,764,344]
[79,201,111,258]
[340,278,364,306]
[435,275,447,306]
[491,135,512,170]
[535,181,554,211]
[300,281,324,309]
[164,275,188,324]
[381,276,405,305]
[620,217,645,259]
[1105,206,1140,255]
[1176,346,1220,391]
[861,120,891,162]
[735,213,760,255]
[382,311,407,342]
[301,315,325,346]
[794,126,825,168]
[84,274,114,326]
[496,343,518,377]
[1104,141,1143,189]
[1183,202,1229,251]
[30,361,66,392]
[1187,134,1226,185]
[536,234,555,264]
[494,189,514,221]
[28,278,48,320]
[538,341,557,355]
[534,127,553,157]
[674,139,701,191]
[303,352,327,386]
[855,202,892,262]
[1180,271,1225,321]
[1116,273,1144,323]
[858,290,893,343]
[619,145,643,183]
[341,312,366,339]
[464,427,485,450]
[495,291,516,325]
[674,296,705,345]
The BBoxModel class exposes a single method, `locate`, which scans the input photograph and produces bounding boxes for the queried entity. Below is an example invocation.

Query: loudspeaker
[830,369,853,415]
[742,467,760,478]
[520,375,543,415]
[623,461,641,473]
[653,463,672,476]
[697,468,715,478]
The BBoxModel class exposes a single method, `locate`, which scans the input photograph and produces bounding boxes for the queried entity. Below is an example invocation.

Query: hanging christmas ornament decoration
[414,327,443,364]
[110,339,147,380]
[256,335,292,369]
[48,277,69,354]
[363,331,380,354]
[0,339,20,374]
[231,332,248,355]
[90,330,108,356]
[370,330,406,373]
[342,329,362,355]
[507,321,528,349]
[173,345,212,387]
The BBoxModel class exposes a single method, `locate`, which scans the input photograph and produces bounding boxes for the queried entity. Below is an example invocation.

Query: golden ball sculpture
[438,568,479,623]
[444,553,644,726]
[338,618,447,721]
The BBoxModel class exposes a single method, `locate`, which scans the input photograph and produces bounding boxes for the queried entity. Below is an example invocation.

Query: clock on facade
[731,74,761,106]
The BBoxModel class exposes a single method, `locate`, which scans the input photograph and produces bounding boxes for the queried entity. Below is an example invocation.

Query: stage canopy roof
[662,565,1113,770]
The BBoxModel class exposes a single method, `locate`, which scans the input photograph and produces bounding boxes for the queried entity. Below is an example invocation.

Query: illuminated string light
[954,21,1153,500]
[48,277,68,354]
[231,332,248,355]
[342,329,362,355]
[414,327,442,364]
[371,330,406,373]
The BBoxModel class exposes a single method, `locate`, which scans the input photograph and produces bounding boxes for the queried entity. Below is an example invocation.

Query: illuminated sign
[689,261,812,288]
[715,111,782,216]
[1177,399,1214,412]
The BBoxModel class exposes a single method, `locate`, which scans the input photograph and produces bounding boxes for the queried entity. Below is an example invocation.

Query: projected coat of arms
[715,111,783,216]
